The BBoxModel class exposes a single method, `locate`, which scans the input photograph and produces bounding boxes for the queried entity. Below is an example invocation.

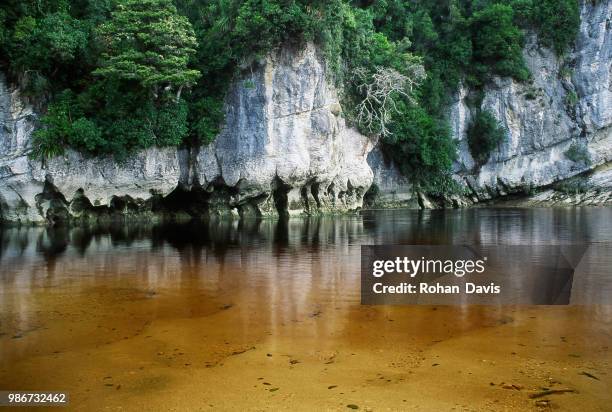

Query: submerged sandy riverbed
[1,209,611,411]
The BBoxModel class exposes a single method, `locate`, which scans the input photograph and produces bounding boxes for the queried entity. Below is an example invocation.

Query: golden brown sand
[1,241,610,412]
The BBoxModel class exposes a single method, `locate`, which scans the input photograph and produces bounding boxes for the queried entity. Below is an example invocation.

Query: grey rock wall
[0,44,374,224]
[194,44,374,216]
[365,146,416,208]
[367,0,611,206]
[0,73,182,223]
[450,0,612,200]
[520,164,612,206]
[1,1,611,224]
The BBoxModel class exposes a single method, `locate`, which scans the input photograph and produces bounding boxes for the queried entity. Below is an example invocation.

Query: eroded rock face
[366,0,611,206]
[0,80,184,224]
[365,146,416,209]
[2,1,611,223]
[0,74,39,223]
[0,73,183,224]
[0,44,374,224]
[193,43,374,217]
[450,0,612,200]
[499,163,612,207]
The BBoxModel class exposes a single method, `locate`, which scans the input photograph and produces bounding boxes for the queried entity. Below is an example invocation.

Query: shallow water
[1,209,611,411]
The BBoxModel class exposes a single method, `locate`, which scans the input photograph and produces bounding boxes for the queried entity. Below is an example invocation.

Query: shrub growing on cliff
[467,110,506,165]
[68,118,105,152]
[33,90,190,158]
[155,100,189,146]
[31,91,72,158]
[191,97,224,145]
[31,91,104,158]
[470,4,529,83]
[383,103,457,193]
[31,122,66,160]
[532,0,580,54]
[564,142,591,165]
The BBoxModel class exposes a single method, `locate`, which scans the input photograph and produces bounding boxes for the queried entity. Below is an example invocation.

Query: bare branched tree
[354,63,426,137]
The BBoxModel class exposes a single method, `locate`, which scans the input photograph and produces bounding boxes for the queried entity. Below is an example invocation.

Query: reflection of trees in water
[361,208,612,246]
[36,227,69,257]
[361,209,516,245]
[0,229,10,261]
[362,210,454,244]
[0,209,610,265]
[152,218,266,258]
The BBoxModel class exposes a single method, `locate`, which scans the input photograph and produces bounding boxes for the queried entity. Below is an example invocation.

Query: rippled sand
[1,210,611,411]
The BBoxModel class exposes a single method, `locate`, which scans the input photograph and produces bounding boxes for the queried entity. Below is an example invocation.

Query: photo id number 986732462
[0,392,69,406]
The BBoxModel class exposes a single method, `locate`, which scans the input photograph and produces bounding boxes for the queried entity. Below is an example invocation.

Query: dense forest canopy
[0,0,580,193]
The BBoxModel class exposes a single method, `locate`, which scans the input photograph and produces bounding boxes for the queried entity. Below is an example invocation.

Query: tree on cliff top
[94,0,200,101]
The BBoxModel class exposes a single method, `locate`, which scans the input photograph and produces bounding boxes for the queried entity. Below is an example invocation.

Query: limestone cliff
[0,72,183,223]
[0,44,373,224]
[370,0,612,207]
[193,44,373,217]
[453,0,611,204]
[1,1,611,225]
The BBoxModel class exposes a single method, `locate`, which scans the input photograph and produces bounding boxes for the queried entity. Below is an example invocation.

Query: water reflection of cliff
[0,209,611,342]
[1,209,612,265]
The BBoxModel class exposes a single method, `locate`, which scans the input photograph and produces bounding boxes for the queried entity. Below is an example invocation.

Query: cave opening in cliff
[272,176,291,217]
[157,185,211,218]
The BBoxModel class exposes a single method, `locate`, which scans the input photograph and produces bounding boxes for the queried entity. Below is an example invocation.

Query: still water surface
[1,209,611,411]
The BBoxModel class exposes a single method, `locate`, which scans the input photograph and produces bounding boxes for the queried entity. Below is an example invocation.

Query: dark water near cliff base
[1,208,611,411]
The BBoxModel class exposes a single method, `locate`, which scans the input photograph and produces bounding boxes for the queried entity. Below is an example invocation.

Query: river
[1,208,611,411]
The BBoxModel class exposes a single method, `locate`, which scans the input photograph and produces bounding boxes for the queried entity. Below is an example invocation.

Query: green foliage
[32,90,78,158]
[0,9,8,55]
[532,0,580,54]
[31,90,102,158]
[232,0,314,58]
[467,110,506,165]
[371,0,472,100]
[383,102,457,192]
[30,130,65,159]
[156,100,189,146]
[33,89,190,158]
[94,0,200,98]
[191,97,224,145]
[559,66,573,79]
[565,90,578,106]
[98,98,191,157]
[11,11,88,73]
[68,118,104,152]
[470,4,529,83]
[564,142,591,165]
